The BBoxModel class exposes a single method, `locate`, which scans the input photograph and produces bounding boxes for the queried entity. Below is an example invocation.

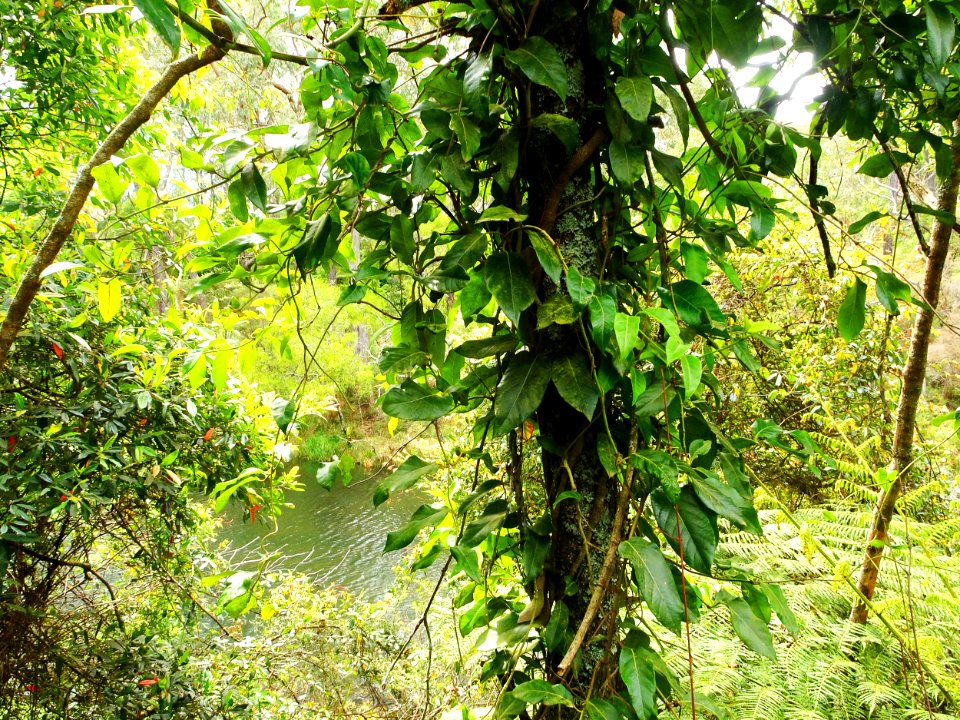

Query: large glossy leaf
[661,280,726,328]
[510,680,574,707]
[552,352,599,419]
[588,293,616,348]
[528,230,563,284]
[927,3,955,68]
[619,538,685,634]
[493,351,550,434]
[505,37,567,100]
[615,76,653,121]
[485,252,536,326]
[374,455,438,506]
[652,486,718,574]
[609,139,644,184]
[619,644,657,719]
[382,380,453,421]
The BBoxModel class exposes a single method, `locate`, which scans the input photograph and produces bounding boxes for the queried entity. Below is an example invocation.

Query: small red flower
[138,417,148,426]
[25,684,38,692]
[60,494,68,501]
[7,436,14,452]
[137,678,158,687]
[202,428,214,441]
[249,504,262,524]
[51,341,63,360]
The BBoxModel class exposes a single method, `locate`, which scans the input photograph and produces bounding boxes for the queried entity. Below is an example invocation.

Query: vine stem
[557,427,637,678]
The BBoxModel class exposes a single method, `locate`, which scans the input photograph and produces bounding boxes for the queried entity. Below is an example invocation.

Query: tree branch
[538,128,606,235]
[0,45,224,371]
[807,113,837,277]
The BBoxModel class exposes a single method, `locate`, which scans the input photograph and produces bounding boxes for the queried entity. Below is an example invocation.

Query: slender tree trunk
[850,121,960,622]
[0,45,223,371]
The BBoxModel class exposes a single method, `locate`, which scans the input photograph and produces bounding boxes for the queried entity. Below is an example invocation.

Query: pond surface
[216,461,426,599]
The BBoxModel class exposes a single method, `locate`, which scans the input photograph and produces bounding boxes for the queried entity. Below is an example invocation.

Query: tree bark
[850,120,960,623]
[0,45,223,371]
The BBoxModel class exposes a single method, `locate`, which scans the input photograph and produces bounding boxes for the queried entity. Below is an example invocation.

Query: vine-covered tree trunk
[851,120,960,623]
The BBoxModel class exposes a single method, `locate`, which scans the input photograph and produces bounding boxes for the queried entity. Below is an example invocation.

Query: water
[217,461,427,599]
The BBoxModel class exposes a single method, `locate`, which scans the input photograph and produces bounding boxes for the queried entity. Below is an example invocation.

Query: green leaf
[133,0,180,53]
[126,153,160,188]
[461,499,508,547]
[505,37,567,100]
[848,210,885,234]
[478,206,528,223]
[537,295,578,328]
[316,455,353,490]
[270,397,295,432]
[661,280,726,328]
[241,163,268,212]
[494,351,550,434]
[454,334,519,359]
[762,584,800,636]
[589,293,616,348]
[869,265,912,315]
[293,213,339,278]
[609,139,644,184]
[619,644,657,720]
[450,114,482,161]
[681,241,710,284]
[485,252,536,326]
[566,266,596,310]
[837,278,867,342]
[227,180,248,222]
[680,354,702,399]
[927,2,955,68]
[91,163,127,204]
[614,313,641,361]
[652,485,717,574]
[531,113,580,154]
[382,380,453,421]
[374,455,438,506]
[634,381,675,419]
[691,474,761,534]
[510,680,575,707]
[552,352,599,419]
[620,538,686,634]
[616,76,653,121]
[858,151,911,178]
[464,52,493,105]
[586,699,623,720]
[528,230,563,284]
[384,504,449,552]
[729,598,776,658]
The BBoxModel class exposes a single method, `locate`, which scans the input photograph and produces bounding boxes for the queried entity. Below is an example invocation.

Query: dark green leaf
[241,163,268,212]
[661,280,726,328]
[566,266,596,310]
[589,293,616,347]
[652,486,718,574]
[616,76,653,121]
[691,474,761,534]
[762,583,800,636]
[927,3,955,68]
[455,335,519,359]
[384,504,449,552]
[609,139,644,184]
[848,210,885,234]
[461,499,509,547]
[537,295,578,329]
[485,252,536,326]
[858,151,910,178]
[528,230,563,284]
[493,351,550,434]
[293,213,339,278]
[374,455,438,506]
[505,37,568,100]
[869,265,912,315]
[531,114,580,154]
[552,352,599,419]
[619,538,686,634]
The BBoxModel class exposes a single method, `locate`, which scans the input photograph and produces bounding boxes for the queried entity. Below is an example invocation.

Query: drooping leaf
[680,354,702,399]
[97,279,122,323]
[609,139,644,184]
[126,153,160,188]
[461,499,509,547]
[619,538,686,634]
[619,644,657,720]
[505,37,568,100]
[485,252,536,326]
[762,583,800,636]
[374,455,439,506]
[728,597,776,658]
[652,485,718,574]
[528,230,563,284]
[91,163,127,204]
[837,278,867,341]
[493,351,550,434]
[133,0,180,53]
[454,334,519,359]
[691,474,761,534]
[241,163,268,212]
[927,2,956,68]
[384,504,449,552]
[509,680,575,707]
[661,280,726,328]
[614,312,641,361]
[552,352,599,419]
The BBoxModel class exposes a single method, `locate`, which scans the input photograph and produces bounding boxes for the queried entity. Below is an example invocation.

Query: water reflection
[216,462,427,599]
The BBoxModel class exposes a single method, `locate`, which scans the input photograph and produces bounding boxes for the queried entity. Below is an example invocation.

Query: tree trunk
[850,121,960,622]
[0,45,223,371]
